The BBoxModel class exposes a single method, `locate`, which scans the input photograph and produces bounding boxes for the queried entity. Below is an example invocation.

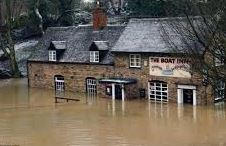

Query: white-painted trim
[193,90,197,106]
[177,88,183,104]
[178,85,196,90]
[148,82,150,100]
[122,84,125,101]
[112,83,115,100]
[49,50,56,61]
[90,51,99,63]
[129,54,141,68]
[177,84,197,106]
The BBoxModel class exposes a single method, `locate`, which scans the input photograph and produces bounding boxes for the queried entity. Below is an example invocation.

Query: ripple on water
[0,79,226,146]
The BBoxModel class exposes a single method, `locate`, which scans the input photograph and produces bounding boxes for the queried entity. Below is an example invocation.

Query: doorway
[86,78,97,96]
[115,84,122,100]
[183,89,193,104]
[177,85,197,106]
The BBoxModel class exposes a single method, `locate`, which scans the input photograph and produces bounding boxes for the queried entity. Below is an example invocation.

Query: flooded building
[27,3,224,105]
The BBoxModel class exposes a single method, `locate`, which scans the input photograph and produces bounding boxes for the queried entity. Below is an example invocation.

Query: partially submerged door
[183,89,193,104]
[115,84,122,100]
[177,85,197,106]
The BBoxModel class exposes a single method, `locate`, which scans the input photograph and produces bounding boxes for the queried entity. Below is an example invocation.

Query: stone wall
[113,53,214,104]
[28,53,214,104]
[28,62,114,94]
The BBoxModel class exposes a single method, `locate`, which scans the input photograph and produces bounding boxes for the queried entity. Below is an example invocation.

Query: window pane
[149,81,168,102]
[130,54,141,67]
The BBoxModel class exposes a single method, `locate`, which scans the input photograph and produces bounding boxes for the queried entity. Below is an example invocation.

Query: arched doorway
[86,77,97,95]
[54,75,65,91]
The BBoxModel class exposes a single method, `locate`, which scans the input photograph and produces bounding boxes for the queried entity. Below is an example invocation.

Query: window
[49,51,56,61]
[149,81,168,102]
[215,50,224,66]
[55,75,65,91]
[215,80,225,101]
[130,54,141,68]
[86,78,97,96]
[90,51,99,63]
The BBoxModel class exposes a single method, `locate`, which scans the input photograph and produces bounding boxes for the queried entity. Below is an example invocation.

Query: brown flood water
[0,79,226,146]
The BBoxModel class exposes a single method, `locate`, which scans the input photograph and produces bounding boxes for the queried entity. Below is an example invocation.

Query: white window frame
[90,51,99,63]
[215,80,225,101]
[130,54,141,68]
[86,78,97,96]
[215,50,224,66]
[149,81,168,102]
[49,50,56,61]
[55,77,64,91]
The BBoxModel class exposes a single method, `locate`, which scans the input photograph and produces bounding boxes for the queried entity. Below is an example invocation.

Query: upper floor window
[49,50,56,61]
[215,50,224,66]
[90,51,99,63]
[130,54,141,68]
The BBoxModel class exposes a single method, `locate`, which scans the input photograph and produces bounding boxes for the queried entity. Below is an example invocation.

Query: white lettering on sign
[149,57,191,78]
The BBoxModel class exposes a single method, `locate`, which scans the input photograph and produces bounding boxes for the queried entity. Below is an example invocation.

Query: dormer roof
[49,41,66,50]
[89,41,109,51]
[29,25,125,64]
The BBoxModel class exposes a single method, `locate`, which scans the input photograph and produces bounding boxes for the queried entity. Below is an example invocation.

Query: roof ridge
[46,26,78,31]
[130,16,201,22]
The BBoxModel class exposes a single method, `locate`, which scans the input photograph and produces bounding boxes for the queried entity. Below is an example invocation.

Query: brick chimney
[93,0,107,30]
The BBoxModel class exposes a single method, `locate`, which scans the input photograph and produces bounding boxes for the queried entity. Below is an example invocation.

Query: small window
[130,54,141,68]
[215,80,225,101]
[90,51,99,63]
[49,51,56,61]
[215,50,224,66]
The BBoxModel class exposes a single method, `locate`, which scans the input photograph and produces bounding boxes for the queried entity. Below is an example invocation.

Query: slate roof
[111,18,200,53]
[29,25,125,65]
[50,41,67,50]
[93,41,109,51]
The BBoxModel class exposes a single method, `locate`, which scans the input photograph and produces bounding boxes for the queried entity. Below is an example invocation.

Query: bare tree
[100,0,127,15]
[161,0,226,99]
[0,0,21,77]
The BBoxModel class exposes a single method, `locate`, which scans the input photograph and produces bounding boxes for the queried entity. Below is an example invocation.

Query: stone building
[27,4,224,105]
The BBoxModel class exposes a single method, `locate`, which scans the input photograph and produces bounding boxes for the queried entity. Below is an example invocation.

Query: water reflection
[0,79,226,146]
[176,104,197,122]
[214,102,226,119]
[86,93,97,106]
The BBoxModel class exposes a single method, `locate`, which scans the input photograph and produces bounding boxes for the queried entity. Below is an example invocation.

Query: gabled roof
[111,18,201,53]
[49,41,66,50]
[29,25,125,64]
[93,41,109,51]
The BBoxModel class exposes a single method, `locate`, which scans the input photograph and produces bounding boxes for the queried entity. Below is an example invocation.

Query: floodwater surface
[0,79,226,146]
